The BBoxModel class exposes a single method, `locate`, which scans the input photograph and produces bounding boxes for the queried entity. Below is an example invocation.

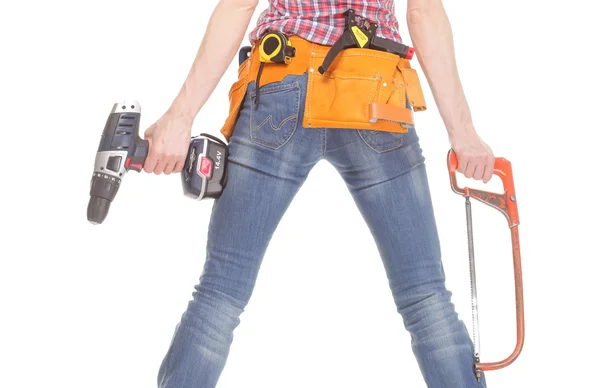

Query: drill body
[87,100,148,224]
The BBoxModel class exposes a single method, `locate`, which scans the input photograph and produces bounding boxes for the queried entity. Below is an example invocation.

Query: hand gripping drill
[87,100,228,225]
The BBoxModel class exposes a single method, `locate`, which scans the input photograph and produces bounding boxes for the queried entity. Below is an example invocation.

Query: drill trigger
[125,157,143,172]
[129,164,143,172]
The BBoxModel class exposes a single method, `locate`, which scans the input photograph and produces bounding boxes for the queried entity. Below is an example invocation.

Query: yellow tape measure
[254,31,296,107]
[259,32,296,64]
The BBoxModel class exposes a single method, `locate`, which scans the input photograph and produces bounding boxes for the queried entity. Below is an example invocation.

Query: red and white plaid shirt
[248,1,402,46]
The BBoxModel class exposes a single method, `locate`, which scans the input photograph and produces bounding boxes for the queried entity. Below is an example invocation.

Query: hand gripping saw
[447,150,525,381]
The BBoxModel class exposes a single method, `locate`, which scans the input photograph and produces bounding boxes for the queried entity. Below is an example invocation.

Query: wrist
[166,100,195,126]
[447,122,476,137]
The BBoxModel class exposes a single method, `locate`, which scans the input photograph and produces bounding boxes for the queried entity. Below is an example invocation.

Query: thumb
[142,126,156,173]
[143,136,158,174]
[143,122,156,139]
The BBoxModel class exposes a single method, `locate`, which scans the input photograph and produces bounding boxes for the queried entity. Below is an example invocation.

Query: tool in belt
[318,8,415,74]
[253,31,296,107]
[447,150,525,381]
[252,8,415,103]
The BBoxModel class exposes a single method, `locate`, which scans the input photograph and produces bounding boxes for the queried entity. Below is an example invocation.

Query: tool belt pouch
[303,48,426,132]
[220,56,252,142]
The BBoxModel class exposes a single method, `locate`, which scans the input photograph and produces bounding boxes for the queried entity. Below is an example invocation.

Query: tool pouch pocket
[303,48,426,132]
[397,63,426,112]
[220,57,252,142]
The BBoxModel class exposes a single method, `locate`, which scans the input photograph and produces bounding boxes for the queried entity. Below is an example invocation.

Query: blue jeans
[157,72,487,388]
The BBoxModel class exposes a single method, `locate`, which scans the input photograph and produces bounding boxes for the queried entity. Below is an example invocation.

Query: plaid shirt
[248,1,402,46]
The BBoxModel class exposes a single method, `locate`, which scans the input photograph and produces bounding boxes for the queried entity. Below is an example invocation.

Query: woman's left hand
[450,129,495,183]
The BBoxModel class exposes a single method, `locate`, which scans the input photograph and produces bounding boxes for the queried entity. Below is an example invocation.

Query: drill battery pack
[181,133,229,201]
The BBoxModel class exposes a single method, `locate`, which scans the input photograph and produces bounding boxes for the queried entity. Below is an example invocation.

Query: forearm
[406,0,475,136]
[169,0,259,122]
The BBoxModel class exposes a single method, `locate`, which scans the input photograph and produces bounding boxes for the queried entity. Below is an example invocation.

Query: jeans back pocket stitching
[249,81,301,149]
[357,129,405,153]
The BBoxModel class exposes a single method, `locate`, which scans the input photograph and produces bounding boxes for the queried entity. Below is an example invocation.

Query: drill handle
[127,135,149,172]
[133,137,149,164]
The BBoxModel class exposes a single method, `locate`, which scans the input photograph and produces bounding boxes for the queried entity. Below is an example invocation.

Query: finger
[472,160,484,181]
[457,153,469,174]
[143,141,158,173]
[163,159,176,175]
[483,155,495,183]
[173,158,185,174]
[153,157,168,174]
[463,159,476,179]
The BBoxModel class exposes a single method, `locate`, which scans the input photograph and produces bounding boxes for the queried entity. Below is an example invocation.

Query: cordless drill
[87,100,229,225]
[87,100,148,225]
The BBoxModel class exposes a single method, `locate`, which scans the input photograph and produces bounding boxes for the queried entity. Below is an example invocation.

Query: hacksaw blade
[465,196,481,360]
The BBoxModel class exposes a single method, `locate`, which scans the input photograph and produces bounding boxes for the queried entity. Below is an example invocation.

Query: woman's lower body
[157,72,486,388]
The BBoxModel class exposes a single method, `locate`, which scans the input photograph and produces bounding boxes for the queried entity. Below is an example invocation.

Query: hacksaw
[447,149,525,381]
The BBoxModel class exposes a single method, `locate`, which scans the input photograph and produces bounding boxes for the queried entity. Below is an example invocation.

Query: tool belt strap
[369,102,414,124]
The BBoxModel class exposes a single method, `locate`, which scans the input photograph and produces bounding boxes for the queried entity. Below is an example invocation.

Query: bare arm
[169,0,259,121]
[406,0,495,182]
[144,0,259,174]
[406,0,472,136]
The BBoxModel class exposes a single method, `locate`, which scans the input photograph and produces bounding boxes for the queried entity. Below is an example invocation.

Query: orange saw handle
[446,149,525,373]
[447,149,519,227]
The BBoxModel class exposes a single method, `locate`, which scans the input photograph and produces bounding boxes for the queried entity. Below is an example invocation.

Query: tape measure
[254,31,296,107]
[259,31,296,64]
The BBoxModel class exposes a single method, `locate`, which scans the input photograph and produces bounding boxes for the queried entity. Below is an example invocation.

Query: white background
[1,1,598,387]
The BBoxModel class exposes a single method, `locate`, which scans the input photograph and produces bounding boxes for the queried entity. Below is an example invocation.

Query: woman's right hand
[143,109,193,175]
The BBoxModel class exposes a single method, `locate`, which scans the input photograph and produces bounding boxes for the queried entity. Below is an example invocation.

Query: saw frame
[447,149,525,381]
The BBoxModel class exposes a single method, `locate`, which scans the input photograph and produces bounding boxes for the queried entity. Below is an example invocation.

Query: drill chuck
[87,197,111,225]
[87,172,122,224]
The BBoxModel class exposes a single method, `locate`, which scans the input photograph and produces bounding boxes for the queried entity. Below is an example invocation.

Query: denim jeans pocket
[356,129,405,153]
[249,80,301,150]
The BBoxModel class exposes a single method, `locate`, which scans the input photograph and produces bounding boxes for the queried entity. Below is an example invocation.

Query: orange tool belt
[219,34,427,143]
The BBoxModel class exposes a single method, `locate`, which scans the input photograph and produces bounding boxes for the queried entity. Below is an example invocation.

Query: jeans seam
[321,128,326,159]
